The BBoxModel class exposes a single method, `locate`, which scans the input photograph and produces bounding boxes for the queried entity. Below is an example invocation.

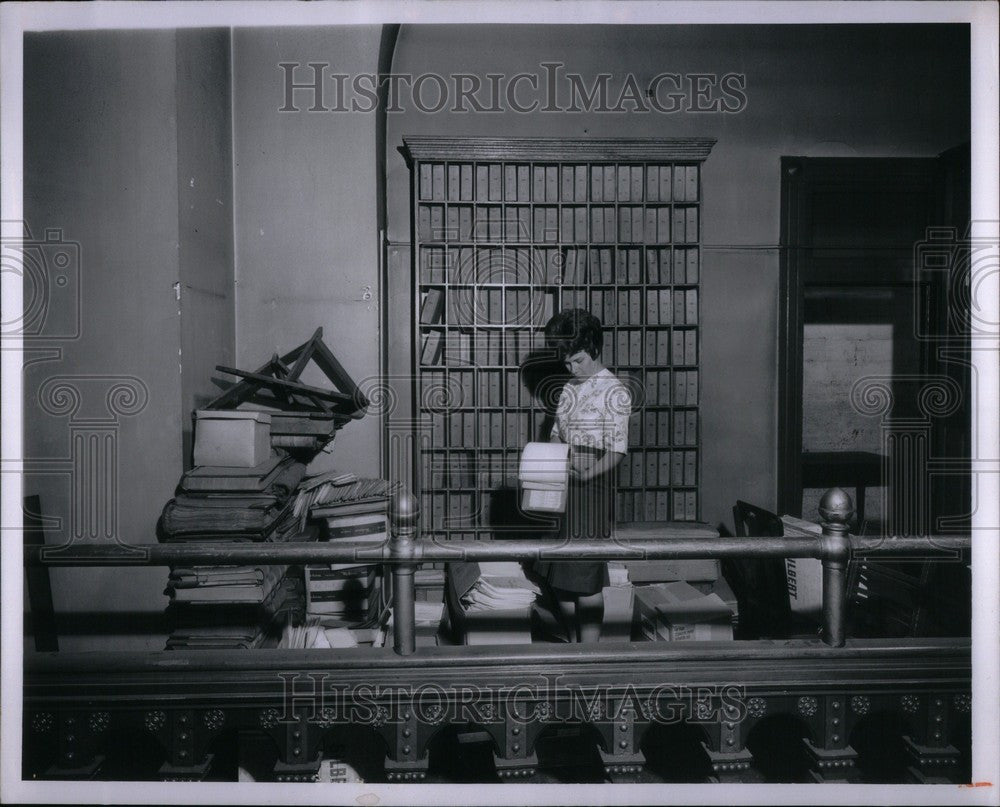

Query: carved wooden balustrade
[21,488,971,784]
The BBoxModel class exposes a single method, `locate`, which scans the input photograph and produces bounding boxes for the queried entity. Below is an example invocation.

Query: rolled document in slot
[518,441,570,513]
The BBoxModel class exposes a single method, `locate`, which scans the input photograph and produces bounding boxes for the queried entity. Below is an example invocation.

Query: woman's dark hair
[543,308,603,360]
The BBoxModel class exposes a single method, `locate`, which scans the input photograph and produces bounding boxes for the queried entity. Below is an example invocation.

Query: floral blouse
[550,368,631,454]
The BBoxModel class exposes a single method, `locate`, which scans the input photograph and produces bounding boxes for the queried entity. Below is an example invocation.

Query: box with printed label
[633,581,733,642]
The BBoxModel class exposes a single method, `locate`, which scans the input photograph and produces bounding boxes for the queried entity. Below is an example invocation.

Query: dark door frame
[776,156,949,518]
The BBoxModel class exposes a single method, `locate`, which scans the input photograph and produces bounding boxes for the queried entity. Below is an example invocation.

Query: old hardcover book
[421,331,443,366]
[419,289,444,325]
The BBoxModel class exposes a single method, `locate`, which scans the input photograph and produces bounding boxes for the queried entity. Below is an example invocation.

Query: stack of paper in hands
[519,442,570,513]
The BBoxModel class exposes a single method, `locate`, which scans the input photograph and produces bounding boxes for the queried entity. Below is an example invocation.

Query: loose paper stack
[461,562,541,611]
[448,561,540,645]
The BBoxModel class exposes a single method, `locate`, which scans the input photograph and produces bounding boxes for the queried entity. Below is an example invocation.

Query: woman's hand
[569,450,625,485]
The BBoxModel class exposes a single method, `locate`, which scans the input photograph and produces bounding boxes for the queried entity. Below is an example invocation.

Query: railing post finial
[819,487,853,647]
[389,486,419,656]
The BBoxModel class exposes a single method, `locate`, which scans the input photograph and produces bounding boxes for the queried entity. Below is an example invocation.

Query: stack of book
[165,564,287,605]
[296,474,399,628]
[158,331,374,650]
[164,576,299,650]
[159,455,309,650]
[305,563,379,621]
[160,451,306,542]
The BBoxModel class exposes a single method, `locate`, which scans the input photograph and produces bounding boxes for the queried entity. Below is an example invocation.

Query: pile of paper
[460,562,541,612]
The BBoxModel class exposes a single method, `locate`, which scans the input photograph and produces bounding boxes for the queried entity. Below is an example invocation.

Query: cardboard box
[633,581,733,642]
[194,410,271,468]
[780,515,824,619]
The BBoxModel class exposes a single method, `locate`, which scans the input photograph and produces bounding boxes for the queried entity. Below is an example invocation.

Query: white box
[193,410,271,468]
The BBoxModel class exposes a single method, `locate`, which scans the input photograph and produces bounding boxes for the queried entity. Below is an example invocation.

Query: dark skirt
[534,453,614,596]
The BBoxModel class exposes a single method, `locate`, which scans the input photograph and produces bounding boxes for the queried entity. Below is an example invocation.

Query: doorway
[777,154,969,533]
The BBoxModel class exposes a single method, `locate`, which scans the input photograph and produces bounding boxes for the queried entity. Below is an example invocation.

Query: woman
[534,308,631,643]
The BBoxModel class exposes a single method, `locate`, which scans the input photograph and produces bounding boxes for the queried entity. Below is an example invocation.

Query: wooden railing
[23,487,969,655]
